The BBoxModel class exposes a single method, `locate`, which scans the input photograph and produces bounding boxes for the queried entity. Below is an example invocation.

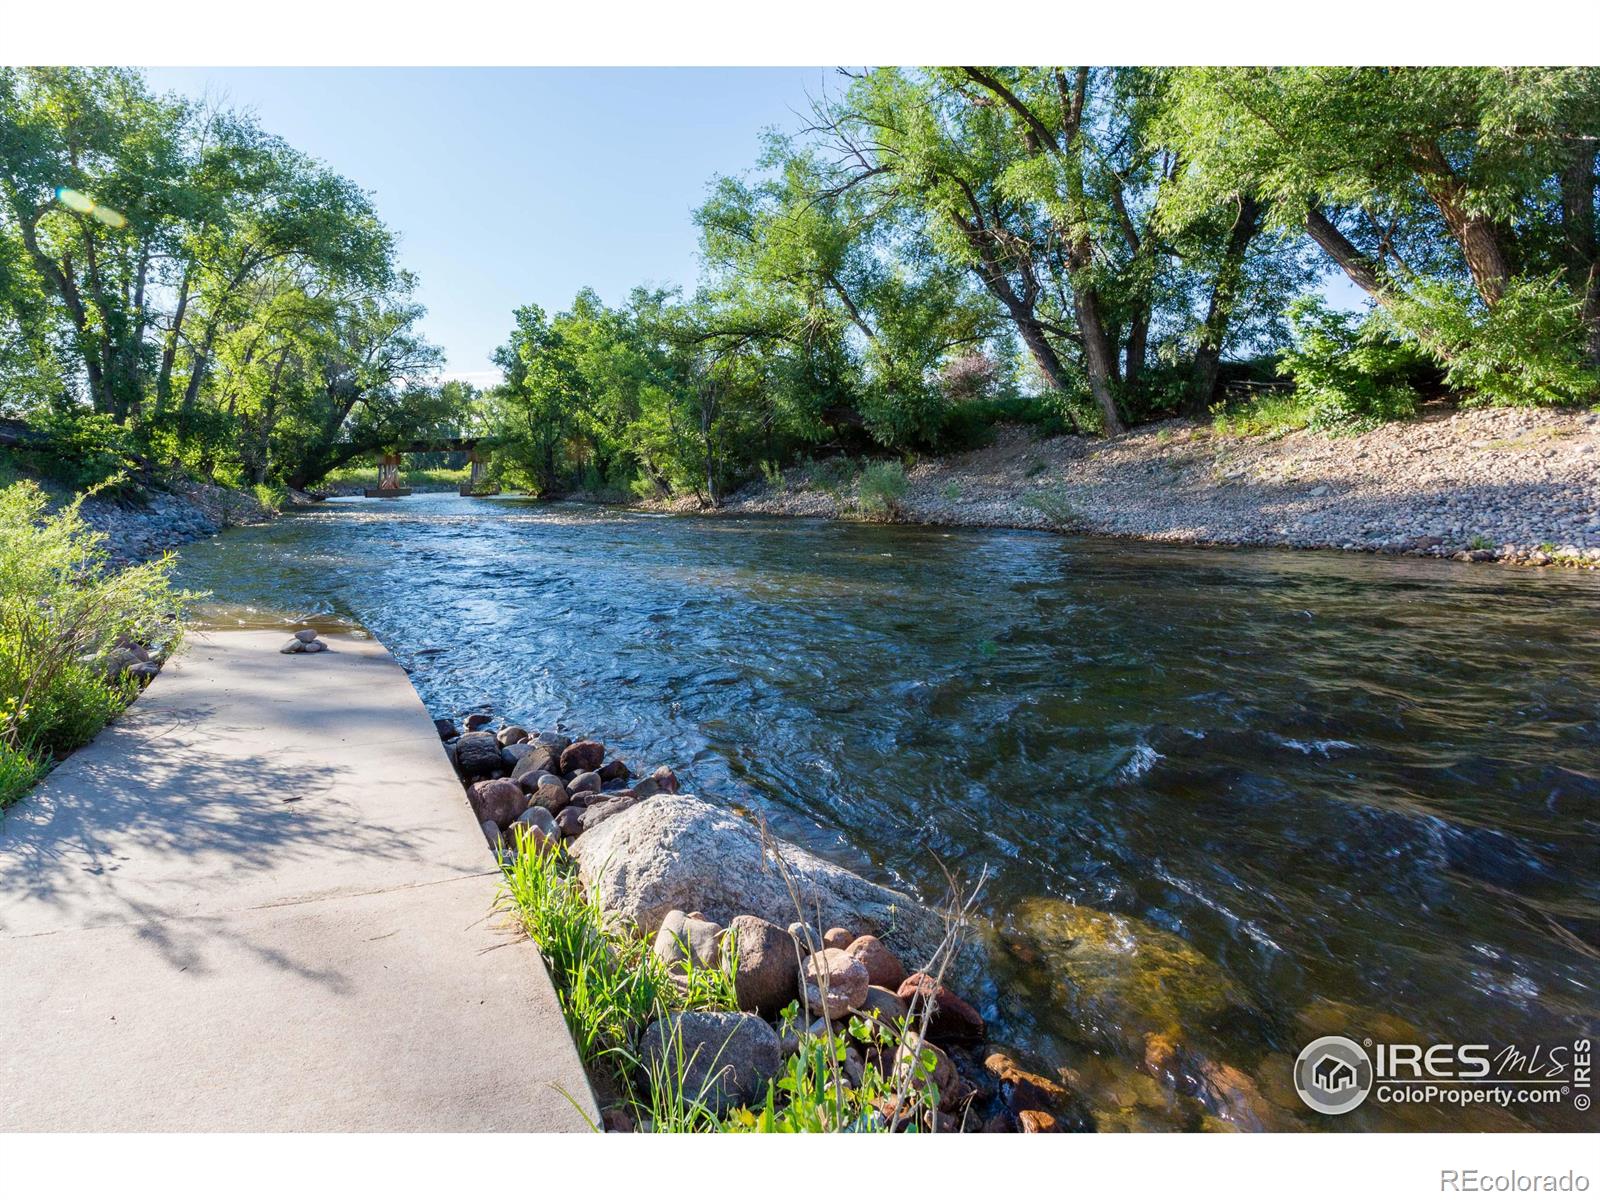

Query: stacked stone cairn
[278,628,329,655]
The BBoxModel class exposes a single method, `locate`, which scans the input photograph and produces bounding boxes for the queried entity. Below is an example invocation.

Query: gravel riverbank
[713,406,1600,568]
[78,477,275,565]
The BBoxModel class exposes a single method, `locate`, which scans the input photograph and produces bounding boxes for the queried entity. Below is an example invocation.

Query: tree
[1161,67,1600,399]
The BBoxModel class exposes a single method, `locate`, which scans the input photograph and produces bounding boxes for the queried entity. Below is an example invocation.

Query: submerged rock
[1010,899,1249,1054]
[896,973,985,1042]
[570,794,964,982]
[983,1047,1092,1133]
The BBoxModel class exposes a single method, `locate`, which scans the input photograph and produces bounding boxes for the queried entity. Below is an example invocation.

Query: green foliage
[0,481,189,792]
[1391,276,1599,408]
[856,460,908,518]
[1160,67,1600,409]
[7,66,1597,505]
[0,66,446,494]
[501,835,738,1112]
[1277,299,1422,434]
[1210,389,1320,438]
[14,408,138,489]
[0,741,46,810]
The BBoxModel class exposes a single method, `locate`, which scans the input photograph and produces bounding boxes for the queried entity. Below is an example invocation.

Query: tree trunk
[1123,304,1148,394]
[1305,207,1388,301]
[1073,283,1125,434]
[1187,197,1262,418]
[156,271,191,415]
[177,317,221,440]
[1560,148,1600,366]
[1413,141,1510,306]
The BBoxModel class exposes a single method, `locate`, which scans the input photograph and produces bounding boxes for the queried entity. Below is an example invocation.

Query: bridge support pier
[459,450,499,497]
[364,453,412,498]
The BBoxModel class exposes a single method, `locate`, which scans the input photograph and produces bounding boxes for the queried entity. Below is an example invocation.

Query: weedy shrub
[0,481,190,806]
[856,461,908,519]
[1278,298,1422,434]
[15,409,139,490]
[1394,276,1600,408]
[1210,389,1321,438]
[1022,486,1082,528]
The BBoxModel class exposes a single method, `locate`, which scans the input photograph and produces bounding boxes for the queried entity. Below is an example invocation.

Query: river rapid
[174,494,1600,1131]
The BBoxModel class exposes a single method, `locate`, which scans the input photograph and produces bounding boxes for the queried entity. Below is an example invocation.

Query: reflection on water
[176,494,1600,1130]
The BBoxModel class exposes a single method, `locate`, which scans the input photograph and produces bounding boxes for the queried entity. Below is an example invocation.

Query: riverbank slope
[713,406,1600,567]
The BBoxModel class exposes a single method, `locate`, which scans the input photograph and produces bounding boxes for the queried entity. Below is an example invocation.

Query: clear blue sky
[142,68,835,384]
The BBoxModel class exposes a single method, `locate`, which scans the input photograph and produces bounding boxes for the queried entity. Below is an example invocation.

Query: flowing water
[174,494,1600,1130]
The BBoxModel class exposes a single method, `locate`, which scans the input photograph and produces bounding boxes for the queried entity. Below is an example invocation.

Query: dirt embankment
[713,406,1600,567]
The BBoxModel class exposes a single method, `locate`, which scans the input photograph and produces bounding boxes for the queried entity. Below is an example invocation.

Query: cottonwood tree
[1161,67,1600,401]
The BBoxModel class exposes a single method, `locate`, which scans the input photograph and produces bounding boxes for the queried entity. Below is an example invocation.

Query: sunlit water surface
[175,494,1600,1130]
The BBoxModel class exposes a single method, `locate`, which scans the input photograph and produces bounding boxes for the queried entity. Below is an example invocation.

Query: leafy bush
[1394,276,1599,408]
[16,408,139,490]
[856,461,908,518]
[0,481,190,803]
[1278,298,1422,434]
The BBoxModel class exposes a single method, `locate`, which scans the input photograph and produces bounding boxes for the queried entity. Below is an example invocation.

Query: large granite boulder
[571,794,962,983]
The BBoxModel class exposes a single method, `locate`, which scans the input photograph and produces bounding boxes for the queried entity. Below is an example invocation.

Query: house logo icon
[1294,1035,1374,1115]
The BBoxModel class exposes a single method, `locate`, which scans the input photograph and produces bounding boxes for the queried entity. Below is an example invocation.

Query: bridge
[352,436,498,498]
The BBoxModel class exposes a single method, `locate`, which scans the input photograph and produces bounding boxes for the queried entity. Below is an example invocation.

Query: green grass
[500,835,949,1132]
[856,461,908,519]
[1210,391,1320,438]
[0,742,47,810]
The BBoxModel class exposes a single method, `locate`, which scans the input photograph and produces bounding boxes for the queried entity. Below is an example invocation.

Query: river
[174,493,1600,1131]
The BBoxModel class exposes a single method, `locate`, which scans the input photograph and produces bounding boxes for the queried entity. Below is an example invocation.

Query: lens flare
[55,187,93,213]
[54,187,126,228]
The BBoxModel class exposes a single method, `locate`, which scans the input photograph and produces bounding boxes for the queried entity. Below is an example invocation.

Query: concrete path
[0,628,597,1132]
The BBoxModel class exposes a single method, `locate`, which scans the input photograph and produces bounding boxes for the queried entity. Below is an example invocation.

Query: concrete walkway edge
[0,628,597,1132]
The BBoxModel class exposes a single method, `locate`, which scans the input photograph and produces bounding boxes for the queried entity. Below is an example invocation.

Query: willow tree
[1160,67,1600,404]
